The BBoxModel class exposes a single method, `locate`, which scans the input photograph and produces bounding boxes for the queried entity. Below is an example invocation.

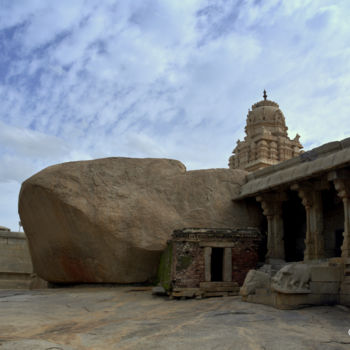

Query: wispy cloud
[1,0,350,229]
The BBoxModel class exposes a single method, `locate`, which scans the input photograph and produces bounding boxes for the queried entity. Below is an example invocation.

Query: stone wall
[0,231,33,288]
[322,189,344,258]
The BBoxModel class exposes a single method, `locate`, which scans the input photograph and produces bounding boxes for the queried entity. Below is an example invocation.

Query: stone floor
[0,287,350,350]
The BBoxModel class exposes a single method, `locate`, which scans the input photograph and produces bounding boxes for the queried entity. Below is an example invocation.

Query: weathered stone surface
[0,231,33,289]
[240,270,271,296]
[19,157,262,283]
[271,264,311,294]
[310,281,340,294]
[310,265,342,282]
[2,287,350,350]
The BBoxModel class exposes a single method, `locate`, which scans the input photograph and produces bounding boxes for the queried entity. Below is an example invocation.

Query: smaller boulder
[152,285,167,296]
[240,270,271,297]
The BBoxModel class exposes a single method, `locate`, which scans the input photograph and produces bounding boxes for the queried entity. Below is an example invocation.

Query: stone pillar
[256,192,287,262]
[270,141,278,161]
[329,170,350,258]
[204,247,212,282]
[291,182,326,261]
[223,248,232,282]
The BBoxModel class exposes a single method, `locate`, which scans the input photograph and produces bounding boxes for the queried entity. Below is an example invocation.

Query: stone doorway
[211,248,224,281]
[335,229,344,257]
[283,191,306,262]
[322,186,344,258]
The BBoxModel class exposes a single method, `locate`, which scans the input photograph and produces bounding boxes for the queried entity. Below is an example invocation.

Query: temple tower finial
[228,92,303,172]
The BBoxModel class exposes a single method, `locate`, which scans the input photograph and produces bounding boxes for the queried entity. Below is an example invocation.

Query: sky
[1,0,350,230]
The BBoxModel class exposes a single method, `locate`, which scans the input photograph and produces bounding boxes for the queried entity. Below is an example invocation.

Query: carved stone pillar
[256,192,287,262]
[204,247,212,282]
[329,170,350,258]
[291,182,325,261]
[223,248,232,282]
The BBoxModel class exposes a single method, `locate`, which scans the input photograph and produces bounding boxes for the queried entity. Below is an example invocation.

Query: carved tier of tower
[229,91,303,172]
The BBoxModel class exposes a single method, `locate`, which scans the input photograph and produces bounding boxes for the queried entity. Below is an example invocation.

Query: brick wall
[172,241,204,288]
[231,239,260,285]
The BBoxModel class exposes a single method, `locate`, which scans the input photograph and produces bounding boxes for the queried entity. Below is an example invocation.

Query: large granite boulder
[19,157,262,283]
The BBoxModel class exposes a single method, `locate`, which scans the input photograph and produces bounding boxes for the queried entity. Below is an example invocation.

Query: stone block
[29,274,49,289]
[200,282,238,288]
[275,293,311,309]
[255,288,270,295]
[340,282,350,294]
[246,292,276,307]
[310,281,340,294]
[274,292,339,309]
[340,294,350,306]
[310,266,342,282]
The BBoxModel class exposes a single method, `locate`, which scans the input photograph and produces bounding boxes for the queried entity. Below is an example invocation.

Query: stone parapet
[0,230,33,289]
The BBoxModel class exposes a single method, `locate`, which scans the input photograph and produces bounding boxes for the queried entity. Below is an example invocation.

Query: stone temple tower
[229,91,303,172]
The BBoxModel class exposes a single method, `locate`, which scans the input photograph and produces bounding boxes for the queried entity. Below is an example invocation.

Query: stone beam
[256,192,287,262]
[204,247,212,282]
[291,182,325,261]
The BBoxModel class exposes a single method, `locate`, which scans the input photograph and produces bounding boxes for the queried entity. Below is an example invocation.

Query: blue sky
[1,0,350,230]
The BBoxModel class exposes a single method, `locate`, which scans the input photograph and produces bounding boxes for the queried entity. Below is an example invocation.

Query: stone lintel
[199,242,236,248]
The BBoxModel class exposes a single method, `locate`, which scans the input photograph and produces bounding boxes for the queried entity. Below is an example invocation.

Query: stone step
[172,288,200,298]
[200,282,239,288]
[203,291,229,297]
[200,286,240,292]
[199,282,239,292]
[202,286,240,293]
[341,276,350,283]
[340,294,350,307]
[340,283,350,294]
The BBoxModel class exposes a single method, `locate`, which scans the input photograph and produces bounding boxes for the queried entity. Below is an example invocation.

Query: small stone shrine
[158,228,263,298]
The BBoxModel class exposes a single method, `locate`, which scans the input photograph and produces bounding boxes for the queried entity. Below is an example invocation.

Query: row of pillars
[256,169,350,262]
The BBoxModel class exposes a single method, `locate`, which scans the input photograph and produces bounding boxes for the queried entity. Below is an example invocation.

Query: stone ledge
[0,231,26,239]
[311,266,342,282]
[235,137,350,199]
[310,281,340,294]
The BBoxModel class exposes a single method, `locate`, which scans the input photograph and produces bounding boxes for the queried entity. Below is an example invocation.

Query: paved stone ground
[0,287,350,350]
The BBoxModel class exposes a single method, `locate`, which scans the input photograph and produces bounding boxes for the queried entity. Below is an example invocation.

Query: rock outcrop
[240,270,271,297]
[19,157,262,283]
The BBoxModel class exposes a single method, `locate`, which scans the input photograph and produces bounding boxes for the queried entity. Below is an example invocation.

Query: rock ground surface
[0,287,350,350]
[19,158,261,283]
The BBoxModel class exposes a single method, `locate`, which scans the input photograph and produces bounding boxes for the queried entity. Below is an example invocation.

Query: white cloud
[0,121,69,158]
[1,0,350,229]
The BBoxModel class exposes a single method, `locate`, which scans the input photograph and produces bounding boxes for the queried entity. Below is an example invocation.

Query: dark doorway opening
[283,191,306,262]
[322,186,344,257]
[211,248,223,281]
[335,229,344,257]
